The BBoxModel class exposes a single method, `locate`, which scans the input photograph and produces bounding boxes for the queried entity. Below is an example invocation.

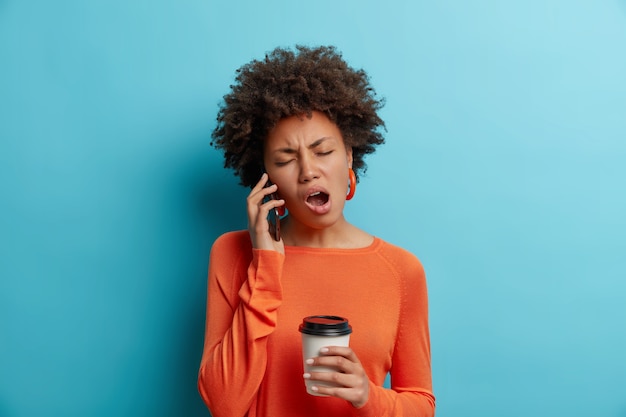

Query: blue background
[1,1,625,416]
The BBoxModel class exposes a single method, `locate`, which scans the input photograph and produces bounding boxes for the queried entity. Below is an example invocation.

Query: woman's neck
[280,216,373,249]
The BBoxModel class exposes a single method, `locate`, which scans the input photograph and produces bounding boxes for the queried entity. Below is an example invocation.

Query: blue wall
[1,1,625,416]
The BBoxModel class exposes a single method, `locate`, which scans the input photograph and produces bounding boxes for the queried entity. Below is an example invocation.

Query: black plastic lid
[298,315,352,336]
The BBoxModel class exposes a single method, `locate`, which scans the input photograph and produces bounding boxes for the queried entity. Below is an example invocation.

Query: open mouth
[306,191,329,206]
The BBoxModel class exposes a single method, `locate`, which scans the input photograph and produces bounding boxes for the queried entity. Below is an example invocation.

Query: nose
[298,155,320,183]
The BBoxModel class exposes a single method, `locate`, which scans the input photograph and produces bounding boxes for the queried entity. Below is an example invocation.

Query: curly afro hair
[211,45,386,188]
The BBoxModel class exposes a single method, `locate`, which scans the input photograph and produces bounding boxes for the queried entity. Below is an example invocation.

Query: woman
[198,45,435,417]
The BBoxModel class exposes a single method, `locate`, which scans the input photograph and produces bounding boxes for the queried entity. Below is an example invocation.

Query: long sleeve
[198,232,285,417]
[351,250,435,417]
[198,235,434,417]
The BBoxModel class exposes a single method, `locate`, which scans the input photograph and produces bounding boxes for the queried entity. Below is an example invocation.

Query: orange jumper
[198,231,435,417]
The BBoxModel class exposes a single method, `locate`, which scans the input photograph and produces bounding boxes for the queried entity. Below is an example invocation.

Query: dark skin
[303,346,370,408]
[246,113,373,408]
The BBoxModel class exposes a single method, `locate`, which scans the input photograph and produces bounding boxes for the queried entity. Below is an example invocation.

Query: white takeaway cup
[299,315,352,396]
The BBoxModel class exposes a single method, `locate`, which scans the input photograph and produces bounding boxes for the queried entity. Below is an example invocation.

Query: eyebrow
[273,137,334,154]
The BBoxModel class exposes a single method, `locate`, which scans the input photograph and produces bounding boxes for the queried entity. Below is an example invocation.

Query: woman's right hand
[247,173,286,254]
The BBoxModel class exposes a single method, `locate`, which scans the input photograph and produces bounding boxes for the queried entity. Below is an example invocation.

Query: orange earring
[346,168,356,201]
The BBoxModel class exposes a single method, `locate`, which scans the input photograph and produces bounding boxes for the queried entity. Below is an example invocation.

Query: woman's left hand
[304,346,370,408]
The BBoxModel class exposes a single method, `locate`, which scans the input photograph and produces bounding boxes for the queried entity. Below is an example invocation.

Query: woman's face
[263,111,353,230]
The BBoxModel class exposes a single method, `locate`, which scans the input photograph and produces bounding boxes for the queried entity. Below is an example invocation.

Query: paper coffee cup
[299,315,352,396]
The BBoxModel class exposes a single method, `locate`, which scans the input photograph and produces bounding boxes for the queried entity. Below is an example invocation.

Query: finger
[251,197,285,225]
[306,347,369,408]
[306,381,367,407]
[263,198,285,212]
[247,184,282,239]
[319,346,360,363]
[321,346,358,360]
[247,174,274,206]
[250,172,270,193]
[309,384,354,399]
[305,370,356,387]
[309,356,354,375]
[248,182,277,207]
[247,175,277,219]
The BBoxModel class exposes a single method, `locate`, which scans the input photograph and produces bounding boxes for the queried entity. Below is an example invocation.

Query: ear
[346,147,353,169]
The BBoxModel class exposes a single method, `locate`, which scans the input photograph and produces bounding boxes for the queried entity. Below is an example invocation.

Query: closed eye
[274,159,293,167]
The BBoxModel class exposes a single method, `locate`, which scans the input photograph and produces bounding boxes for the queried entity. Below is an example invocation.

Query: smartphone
[263,180,281,242]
